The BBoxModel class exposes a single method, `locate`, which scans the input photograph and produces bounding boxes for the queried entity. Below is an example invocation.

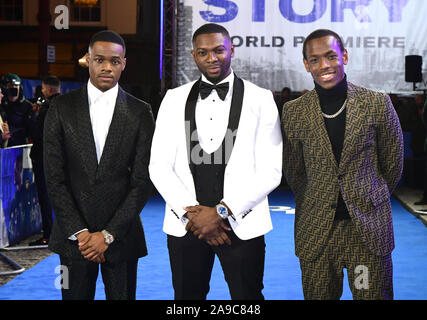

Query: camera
[35,96,46,106]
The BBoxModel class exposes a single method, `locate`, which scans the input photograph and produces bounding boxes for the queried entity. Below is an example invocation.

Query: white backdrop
[176,0,427,93]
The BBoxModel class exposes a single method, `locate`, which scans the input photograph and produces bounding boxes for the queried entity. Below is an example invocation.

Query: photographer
[29,75,61,246]
[0,88,12,147]
[1,73,36,147]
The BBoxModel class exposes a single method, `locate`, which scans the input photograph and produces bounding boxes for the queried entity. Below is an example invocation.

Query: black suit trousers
[167,230,266,300]
[59,255,138,300]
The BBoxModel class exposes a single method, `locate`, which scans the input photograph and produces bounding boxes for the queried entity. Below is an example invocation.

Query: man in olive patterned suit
[282,29,403,300]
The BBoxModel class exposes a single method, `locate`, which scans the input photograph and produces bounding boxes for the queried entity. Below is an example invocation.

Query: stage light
[73,0,99,7]
[78,53,89,68]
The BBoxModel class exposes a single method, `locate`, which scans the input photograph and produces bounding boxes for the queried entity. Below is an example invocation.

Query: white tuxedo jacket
[149,77,282,240]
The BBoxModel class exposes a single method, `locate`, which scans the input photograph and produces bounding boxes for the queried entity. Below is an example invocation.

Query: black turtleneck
[315,75,350,220]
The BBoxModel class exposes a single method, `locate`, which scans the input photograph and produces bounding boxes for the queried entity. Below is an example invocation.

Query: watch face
[217,205,228,217]
[102,231,113,244]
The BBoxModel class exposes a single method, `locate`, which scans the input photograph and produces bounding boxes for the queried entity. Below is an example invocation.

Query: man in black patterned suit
[44,30,155,300]
[282,29,403,300]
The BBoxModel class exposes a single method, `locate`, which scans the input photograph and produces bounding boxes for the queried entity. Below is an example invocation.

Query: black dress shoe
[29,238,48,246]
[414,198,427,205]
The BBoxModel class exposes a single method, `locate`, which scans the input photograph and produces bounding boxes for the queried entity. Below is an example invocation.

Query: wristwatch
[216,204,229,219]
[101,230,114,245]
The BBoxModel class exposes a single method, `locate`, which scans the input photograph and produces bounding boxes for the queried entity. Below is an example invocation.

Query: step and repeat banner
[176,0,427,93]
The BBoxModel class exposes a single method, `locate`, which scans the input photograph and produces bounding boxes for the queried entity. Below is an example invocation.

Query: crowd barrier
[0,145,42,249]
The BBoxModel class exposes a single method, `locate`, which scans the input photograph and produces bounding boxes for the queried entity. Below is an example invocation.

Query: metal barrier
[0,144,46,277]
[0,252,25,276]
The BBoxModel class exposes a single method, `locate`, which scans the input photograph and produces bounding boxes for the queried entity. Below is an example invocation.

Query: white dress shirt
[69,80,118,240]
[196,71,234,154]
[87,80,118,163]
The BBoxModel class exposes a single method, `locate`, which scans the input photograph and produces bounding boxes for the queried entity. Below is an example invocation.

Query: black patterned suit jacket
[44,85,155,263]
[282,82,403,261]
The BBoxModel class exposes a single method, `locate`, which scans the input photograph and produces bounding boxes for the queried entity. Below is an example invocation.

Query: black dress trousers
[59,255,138,300]
[167,228,266,300]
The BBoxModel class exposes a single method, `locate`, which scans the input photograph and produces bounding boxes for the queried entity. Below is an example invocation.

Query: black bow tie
[199,81,229,101]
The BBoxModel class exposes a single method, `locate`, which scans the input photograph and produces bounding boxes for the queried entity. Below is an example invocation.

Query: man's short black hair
[42,75,60,87]
[192,23,231,44]
[89,30,126,54]
[303,29,345,60]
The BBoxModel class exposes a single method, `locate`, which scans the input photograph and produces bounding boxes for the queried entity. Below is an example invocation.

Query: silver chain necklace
[322,99,347,119]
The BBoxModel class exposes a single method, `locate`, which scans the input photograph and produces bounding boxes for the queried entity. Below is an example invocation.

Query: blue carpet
[0,190,426,300]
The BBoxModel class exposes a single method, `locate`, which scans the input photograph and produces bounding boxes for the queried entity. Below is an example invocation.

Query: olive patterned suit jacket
[282,82,403,261]
[44,85,155,263]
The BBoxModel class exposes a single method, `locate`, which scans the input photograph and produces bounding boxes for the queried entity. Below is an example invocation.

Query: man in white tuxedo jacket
[149,23,282,300]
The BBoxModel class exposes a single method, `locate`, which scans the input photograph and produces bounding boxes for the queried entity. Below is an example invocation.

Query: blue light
[159,0,164,79]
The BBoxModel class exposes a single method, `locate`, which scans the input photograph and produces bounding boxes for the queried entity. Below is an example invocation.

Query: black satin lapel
[225,75,244,164]
[96,87,127,178]
[76,85,99,180]
[185,79,201,177]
